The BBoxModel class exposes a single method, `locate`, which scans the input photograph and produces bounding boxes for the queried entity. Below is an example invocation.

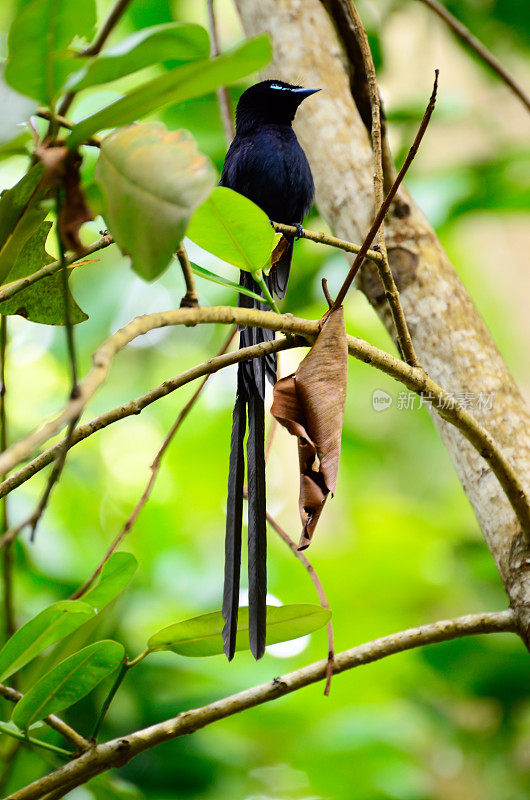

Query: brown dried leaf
[270,235,290,268]
[271,307,348,549]
[36,144,92,253]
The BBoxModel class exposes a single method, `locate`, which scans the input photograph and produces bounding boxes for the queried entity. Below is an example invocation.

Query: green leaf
[187,187,278,275]
[190,262,266,303]
[81,552,138,611]
[0,600,95,682]
[68,35,271,148]
[95,123,216,280]
[12,640,125,731]
[0,65,35,145]
[67,22,210,92]
[0,221,88,325]
[5,0,96,103]
[0,164,47,284]
[0,132,32,162]
[147,604,332,657]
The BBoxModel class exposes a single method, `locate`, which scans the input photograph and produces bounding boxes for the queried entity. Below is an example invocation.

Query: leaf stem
[0,722,71,759]
[126,649,151,669]
[253,271,280,313]
[91,659,128,740]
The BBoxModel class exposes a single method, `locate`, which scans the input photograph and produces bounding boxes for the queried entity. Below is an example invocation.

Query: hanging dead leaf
[35,144,92,253]
[271,307,348,549]
[270,235,290,268]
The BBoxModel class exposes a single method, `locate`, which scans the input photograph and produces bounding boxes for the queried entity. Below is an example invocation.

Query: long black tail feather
[222,387,246,660]
[247,389,267,659]
[222,271,276,661]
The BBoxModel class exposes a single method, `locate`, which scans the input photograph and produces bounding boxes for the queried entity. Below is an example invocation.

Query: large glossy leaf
[147,604,332,657]
[95,123,216,280]
[0,600,95,682]
[12,640,125,730]
[187,187,279,275]
[5,0,96,103]
[67,22,210,92]
[0,221,88,325]
[0,165,46,284]
[81,552,138,611]
[68,35,271,148]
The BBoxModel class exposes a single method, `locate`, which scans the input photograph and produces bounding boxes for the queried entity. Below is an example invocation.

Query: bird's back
[220,124,314,225]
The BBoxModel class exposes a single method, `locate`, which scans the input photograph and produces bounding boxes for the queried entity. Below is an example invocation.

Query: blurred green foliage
[0,0,529,798]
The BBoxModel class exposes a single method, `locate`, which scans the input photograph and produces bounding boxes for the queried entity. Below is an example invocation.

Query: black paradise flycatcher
[219,80,319,660]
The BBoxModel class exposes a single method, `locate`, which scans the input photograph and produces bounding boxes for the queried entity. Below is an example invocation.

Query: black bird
[219,79,319,660]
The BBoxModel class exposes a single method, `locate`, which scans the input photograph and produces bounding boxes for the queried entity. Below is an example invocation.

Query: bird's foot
[293,223,305,240]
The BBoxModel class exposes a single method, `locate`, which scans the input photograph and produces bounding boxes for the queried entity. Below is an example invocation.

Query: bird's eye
[270,83,290,91]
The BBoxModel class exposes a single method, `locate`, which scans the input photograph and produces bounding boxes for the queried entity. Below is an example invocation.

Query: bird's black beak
[292,87,321,98]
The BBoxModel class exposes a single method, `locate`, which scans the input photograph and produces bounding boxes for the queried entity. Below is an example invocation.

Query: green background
[0,0,529,797]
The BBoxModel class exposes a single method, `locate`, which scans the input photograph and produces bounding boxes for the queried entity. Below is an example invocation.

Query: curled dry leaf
[271,307,348,549]
[35,143,92,253]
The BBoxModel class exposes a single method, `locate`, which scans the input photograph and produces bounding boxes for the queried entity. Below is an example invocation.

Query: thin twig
[265,507,335,695]
[0,332,305,511]
[0,234,113,305]
[28,416,80,542]
[0,305,528,543]
[7,611,516,799]
[71,327,237,599]
[176,244,199,308]
[339,0,418,365]
[0,683,91,752]
[272,222,383,263]
[332,70,439,312]
[56,190,79,393]
[83,0,133,56]
[91,659,128,740]
[206,0,235,144]
[321,278,333,308]
[35,109,101,148]
[417,0,530,113]
[264,418,279,463]
[0,316,15,641]
[27,191,82,542]
[58,0,134,117]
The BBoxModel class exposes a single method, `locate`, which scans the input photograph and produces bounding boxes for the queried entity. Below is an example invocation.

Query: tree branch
[207,0,235,144]
[57,0,134,118]
[330,1,419,366]
[0,683,90,752]
[176,244,199,308]
[7,611,516,799]
[233,0,530,641]
[0,305,528,548]
[417,0,530,113]
[0,334,301,510]
[331,66,439,326]
[0,234,113,306]
[35,110,101,148]
[271,222,383,263]
[264,507,335,694]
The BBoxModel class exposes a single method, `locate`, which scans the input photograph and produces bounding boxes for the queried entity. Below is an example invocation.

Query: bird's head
[235,79,320,133]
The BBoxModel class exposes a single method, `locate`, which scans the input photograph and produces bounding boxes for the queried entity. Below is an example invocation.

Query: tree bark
[234,0,530,641]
